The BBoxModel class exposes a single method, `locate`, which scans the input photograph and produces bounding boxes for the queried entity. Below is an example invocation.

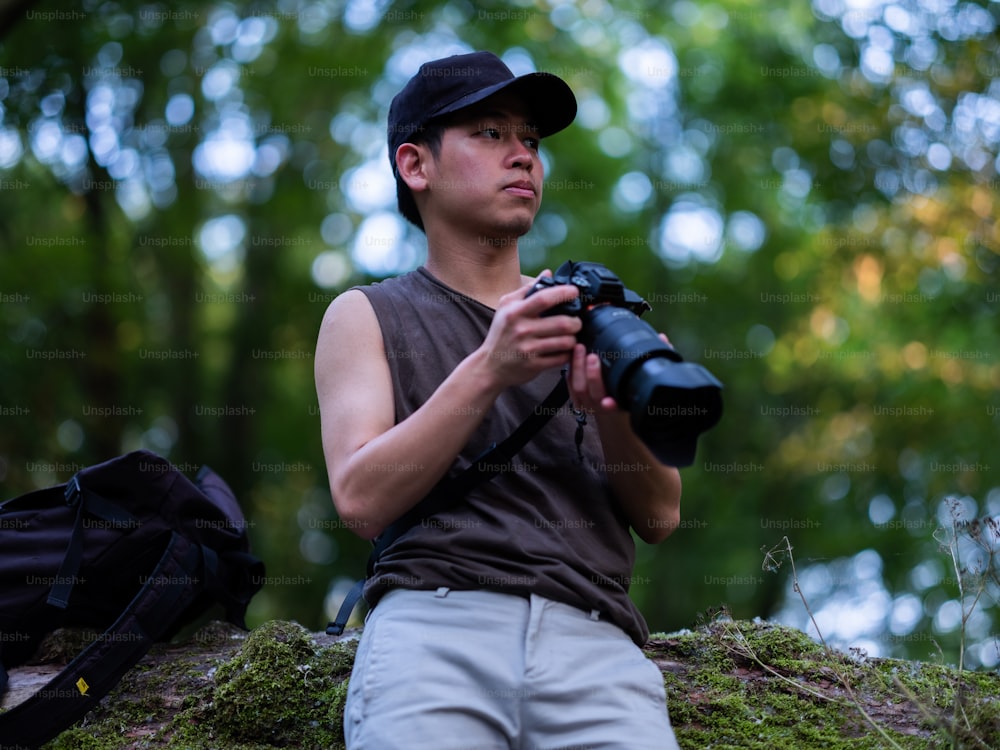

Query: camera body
[527,260,723,467]
[530,261,652,318]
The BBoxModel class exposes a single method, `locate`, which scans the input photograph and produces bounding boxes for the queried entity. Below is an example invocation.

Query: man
[315,50,683,750]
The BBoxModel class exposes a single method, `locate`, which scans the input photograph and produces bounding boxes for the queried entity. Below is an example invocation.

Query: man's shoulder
[320,287,371,324]
[316,287,383,357]
[318,268,432,344]
[322,269,419,316]
[353,268,426,295]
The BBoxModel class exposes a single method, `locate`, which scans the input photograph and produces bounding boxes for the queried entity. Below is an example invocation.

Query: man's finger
[519,282,579,315]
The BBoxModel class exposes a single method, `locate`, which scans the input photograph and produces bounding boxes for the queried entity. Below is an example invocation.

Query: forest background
[1,0,998,668]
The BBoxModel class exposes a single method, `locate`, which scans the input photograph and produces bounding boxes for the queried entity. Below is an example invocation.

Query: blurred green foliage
[1,0,998,665]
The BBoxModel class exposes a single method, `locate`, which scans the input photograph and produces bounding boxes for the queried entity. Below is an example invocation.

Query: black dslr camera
[527,260,722,467]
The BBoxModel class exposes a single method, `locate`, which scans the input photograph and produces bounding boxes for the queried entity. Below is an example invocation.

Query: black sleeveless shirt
[355,267,650,645]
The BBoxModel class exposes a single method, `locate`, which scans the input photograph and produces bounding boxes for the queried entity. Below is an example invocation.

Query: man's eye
[525,137,540,150]
[481,127,501,138]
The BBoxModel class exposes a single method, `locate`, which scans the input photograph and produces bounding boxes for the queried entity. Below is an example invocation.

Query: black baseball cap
[387,50,577,175]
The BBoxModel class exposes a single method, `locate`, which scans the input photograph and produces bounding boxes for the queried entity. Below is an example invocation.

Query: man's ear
[395,143,431,194]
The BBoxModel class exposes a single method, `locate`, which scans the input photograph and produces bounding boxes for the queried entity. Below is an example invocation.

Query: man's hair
[394,118,448,233]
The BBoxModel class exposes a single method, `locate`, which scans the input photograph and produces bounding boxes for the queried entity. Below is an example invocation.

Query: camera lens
[580,306,677,392]
[628,358,723,466]
[581,305,723,467]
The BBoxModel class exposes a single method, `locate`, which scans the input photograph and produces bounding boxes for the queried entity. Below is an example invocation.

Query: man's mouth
[503,180,536,198]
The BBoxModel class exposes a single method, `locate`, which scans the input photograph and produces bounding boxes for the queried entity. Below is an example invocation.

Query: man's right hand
[476,272,583,390]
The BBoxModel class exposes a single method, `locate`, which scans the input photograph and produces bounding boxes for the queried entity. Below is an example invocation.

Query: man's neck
[423,235,527,310]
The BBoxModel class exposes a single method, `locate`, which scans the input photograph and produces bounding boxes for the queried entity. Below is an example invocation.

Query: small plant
[748,535,907,749]
[931,498,1000,747]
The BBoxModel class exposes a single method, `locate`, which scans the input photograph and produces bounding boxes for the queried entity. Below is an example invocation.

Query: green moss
[212,621,331,743]
[875,657,1000,743]
[654,620,936,749]
[164,620,354,750]
[45,729,106,749]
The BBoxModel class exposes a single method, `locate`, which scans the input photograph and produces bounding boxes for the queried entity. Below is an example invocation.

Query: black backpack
[0,449,265,748]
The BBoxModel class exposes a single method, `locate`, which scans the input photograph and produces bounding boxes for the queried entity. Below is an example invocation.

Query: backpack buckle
[64,476,82,507]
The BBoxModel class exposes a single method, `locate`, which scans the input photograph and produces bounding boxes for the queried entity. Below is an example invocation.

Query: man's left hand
[567,333,672,416]
[567,344,616,414]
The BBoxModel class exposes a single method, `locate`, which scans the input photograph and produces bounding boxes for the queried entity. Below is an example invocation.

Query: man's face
[421,92,544,241]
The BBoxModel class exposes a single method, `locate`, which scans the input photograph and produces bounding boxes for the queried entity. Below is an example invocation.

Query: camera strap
[327,370,571,635]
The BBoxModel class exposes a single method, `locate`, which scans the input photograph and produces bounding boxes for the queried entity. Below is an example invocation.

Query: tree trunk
[5,619,999,749]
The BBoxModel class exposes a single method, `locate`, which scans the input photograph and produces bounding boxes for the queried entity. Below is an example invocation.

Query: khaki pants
[344,588,680,750]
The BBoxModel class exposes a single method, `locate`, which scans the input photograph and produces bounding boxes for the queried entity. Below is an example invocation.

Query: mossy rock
[14,618,1000,748]
[649,618,1000,748]
[36,620,356,750]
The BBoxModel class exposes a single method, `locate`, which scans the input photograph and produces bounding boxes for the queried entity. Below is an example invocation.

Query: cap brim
[431,72,577,139]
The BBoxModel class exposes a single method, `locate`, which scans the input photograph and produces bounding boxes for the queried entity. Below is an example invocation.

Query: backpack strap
[0,532,203,748]
[328,579,366,637]
[326,372,570,635]
[47,476,140,609]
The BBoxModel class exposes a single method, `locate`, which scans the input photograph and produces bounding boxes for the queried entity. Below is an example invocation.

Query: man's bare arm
[594,410,682,544]
[315,279,582,540]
